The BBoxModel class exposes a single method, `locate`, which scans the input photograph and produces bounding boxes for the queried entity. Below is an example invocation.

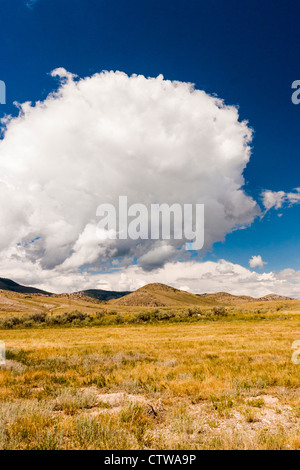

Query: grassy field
[0,311,300,449]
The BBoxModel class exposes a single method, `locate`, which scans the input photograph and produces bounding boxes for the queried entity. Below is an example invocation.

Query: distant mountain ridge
[0,277,294,305]
[0,278,130,301]
[0,277,52,296]
[199,291,293,305]
[76,289,131,301]
[111,283,294,307]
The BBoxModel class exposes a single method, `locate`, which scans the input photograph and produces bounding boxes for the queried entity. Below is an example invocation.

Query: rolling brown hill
[258,294,294,301]
[111,283,210,307]
[200,292,293,305]
[111,283,294,307]
[0,278,295,312]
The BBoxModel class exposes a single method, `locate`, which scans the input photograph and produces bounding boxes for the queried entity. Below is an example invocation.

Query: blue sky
[0,0,300,294]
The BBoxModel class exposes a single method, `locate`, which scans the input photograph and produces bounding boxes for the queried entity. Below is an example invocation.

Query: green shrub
[29,313,47,323]
[46,311,92,326]
[115,314,125,324]
[212,306,227,316]
[136,311,152,323]
[96,310,106,320]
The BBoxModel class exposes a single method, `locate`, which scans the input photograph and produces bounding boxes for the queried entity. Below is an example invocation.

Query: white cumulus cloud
[0,69,259,277]
[262,188,300,211]
[249,255,267,269]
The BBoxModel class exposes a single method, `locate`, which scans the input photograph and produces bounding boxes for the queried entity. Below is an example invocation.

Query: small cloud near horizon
[249,255,267,269]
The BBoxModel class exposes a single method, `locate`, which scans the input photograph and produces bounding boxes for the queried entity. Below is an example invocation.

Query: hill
[112,283,295,307]
[112,283,217,307]
[258,294,294,301]
[76,289,131,302]
[0,277,295,310]
[197,292,255,305]
[0,277,52,296]
[201,291,293,305]
[0,277,129,302]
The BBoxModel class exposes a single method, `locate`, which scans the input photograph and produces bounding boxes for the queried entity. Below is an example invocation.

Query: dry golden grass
[0,312,300,449]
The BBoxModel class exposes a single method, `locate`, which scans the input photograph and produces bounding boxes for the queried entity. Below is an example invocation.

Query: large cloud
[0,69,259,278]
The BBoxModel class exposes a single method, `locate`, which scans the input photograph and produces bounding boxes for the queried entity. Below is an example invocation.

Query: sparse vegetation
[212,306,228,317]
[0,314,299,449]
[0,305,296,329]
[0,287,299,449]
